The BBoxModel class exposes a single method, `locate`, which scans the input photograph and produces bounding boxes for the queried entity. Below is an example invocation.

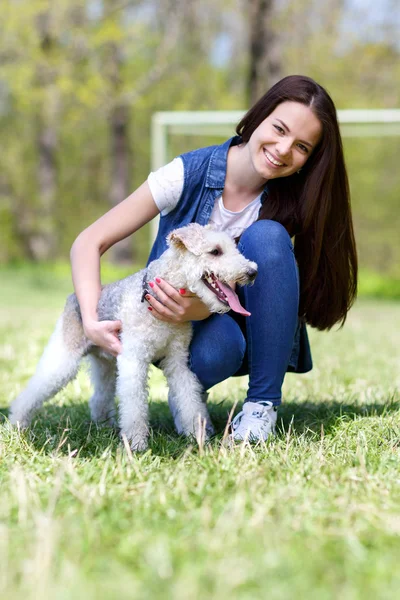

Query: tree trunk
[30,9,58,260]
[109,100,132,263]
[31,116,58,259]
[105,1,132,264]
[247,0,282,106]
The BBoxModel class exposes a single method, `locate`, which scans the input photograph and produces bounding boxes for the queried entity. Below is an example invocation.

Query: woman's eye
[273,124,284,134]
[297,144,308,153]
[209,248,222,256]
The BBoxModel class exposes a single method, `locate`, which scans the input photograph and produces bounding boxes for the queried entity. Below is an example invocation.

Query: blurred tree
[0,0,399,276]
[247,0,282,104]
[102,0,185,262]
[0,2,62,260]
[33,7,60,259]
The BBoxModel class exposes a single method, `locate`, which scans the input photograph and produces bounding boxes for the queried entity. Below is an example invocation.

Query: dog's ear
[167,224,206,256]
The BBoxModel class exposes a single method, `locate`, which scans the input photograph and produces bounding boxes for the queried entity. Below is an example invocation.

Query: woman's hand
[83,320,123,357]
[145,277,211,323]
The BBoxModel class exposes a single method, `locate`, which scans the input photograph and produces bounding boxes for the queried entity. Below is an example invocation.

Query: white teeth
[203,273,228,302]
[264,150,284,166]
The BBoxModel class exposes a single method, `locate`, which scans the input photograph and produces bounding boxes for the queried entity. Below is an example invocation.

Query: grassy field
[1,266,400,600]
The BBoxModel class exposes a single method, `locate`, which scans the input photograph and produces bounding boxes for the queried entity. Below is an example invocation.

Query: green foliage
[358,269,400,301]
[0,0,399,275]
[1,270,400,598]
[345,137,400,278]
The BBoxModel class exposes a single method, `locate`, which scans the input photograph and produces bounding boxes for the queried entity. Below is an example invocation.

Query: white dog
[9,224,257,450]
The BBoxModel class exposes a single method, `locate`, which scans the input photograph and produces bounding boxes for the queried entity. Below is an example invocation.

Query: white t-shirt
[148,157,262,239]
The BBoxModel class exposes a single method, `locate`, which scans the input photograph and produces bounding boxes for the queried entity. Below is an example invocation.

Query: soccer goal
[151,109,400,171]
[150,109,400,263]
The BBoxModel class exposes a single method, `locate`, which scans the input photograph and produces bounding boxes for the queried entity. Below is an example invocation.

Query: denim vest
[147,136,312,373]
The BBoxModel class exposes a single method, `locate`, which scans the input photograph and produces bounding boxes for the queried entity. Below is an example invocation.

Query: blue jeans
[188,220,300,406]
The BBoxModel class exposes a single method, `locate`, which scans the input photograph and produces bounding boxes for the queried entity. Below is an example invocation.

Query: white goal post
[150,109,400,239]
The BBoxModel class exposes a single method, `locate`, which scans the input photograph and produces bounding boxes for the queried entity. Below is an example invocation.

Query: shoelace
[231,401,274,434]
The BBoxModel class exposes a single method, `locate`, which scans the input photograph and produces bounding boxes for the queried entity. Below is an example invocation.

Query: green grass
[1,267,400,599]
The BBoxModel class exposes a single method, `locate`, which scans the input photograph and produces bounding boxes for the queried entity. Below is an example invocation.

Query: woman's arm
[71,180,211,356]
[70,182,160,356]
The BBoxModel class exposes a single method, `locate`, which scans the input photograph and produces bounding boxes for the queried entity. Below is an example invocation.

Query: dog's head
[167,224,258,315]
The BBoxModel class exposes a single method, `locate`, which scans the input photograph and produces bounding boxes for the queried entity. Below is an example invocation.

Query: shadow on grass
[1,396,399,458]
[276,398,400,436]
[209,397,400,438]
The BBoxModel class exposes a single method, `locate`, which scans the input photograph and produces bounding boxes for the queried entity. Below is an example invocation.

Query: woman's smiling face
[246,101,323,180]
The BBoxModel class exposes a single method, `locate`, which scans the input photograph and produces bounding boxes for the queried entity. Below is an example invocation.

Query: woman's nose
[276,140,292,158]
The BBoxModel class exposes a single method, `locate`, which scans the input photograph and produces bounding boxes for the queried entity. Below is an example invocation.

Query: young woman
[70,75,358,442]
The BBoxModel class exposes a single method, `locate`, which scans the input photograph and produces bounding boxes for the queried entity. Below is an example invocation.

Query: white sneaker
[230,401,277,443]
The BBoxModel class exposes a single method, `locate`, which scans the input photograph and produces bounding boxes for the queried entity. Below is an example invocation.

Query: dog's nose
[247,268,258,281]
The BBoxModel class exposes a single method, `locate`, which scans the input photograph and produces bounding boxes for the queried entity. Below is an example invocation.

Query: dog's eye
[209,247,222,256]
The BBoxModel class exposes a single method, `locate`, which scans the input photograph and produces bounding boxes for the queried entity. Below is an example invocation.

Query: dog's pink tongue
[217,281,251,316]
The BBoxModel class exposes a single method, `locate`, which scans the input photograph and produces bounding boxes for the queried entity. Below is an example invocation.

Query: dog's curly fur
[9,224,257,451]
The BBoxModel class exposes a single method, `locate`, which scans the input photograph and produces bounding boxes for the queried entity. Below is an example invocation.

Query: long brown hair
[236,75,358,331]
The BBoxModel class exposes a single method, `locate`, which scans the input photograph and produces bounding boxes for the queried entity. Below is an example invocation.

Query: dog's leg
[117,350,150,451]
[168,390,211,436]
[88,354,117,427]
[161,339,214,439]
[9,315,85,428]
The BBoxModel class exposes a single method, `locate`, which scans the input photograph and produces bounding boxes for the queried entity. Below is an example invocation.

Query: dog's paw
[8,410,31,429]
[92,413,118,429]
[130,437,148,452]
[205,421,216,438]
[121,429,149,453]
[180,416,215,442]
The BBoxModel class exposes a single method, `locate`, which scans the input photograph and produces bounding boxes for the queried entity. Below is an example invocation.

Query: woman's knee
[239,220,293,263]
[189,315,246,387]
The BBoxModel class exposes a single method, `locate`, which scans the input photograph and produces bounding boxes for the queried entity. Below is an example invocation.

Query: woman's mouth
[263,149,286,168]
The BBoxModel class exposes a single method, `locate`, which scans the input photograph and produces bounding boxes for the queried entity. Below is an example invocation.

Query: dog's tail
[9,300,88,428]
